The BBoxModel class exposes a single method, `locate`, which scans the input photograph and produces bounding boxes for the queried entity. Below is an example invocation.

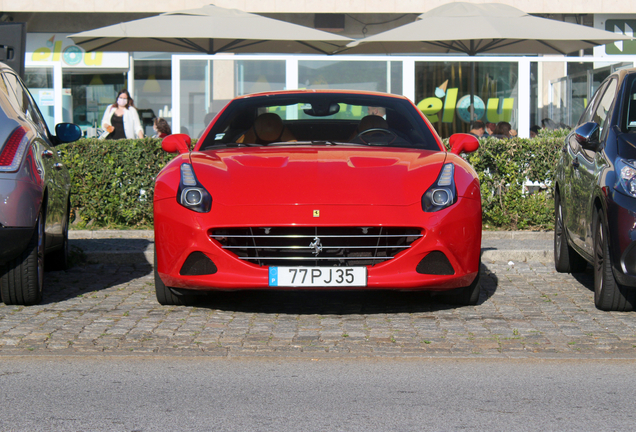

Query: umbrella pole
[470,60,476,128]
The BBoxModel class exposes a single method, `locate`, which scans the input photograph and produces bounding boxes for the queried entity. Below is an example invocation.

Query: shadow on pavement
[69,238,153,255]
[192,263,499,315]
[571,265,594,293]
[40,262,153,305]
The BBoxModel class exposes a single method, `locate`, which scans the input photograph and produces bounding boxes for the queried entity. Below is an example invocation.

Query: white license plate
[269,267,367,287]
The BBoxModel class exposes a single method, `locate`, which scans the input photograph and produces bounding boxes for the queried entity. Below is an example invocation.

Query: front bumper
[609,190,636,287]
[154,196,482,292]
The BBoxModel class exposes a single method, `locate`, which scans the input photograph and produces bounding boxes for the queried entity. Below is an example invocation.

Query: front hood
[189,145,446,206]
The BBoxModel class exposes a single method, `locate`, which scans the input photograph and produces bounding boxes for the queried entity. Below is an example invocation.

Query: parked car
[0,62,81,305]
[554,67,636,311]
[154,90,481,306]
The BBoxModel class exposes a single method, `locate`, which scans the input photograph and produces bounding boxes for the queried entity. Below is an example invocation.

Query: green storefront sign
[605,20,636,55]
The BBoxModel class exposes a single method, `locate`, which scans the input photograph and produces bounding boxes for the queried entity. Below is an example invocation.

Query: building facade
[4,1,636,138]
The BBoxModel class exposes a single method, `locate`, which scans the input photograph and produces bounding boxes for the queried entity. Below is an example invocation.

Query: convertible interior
[199,94,440,151]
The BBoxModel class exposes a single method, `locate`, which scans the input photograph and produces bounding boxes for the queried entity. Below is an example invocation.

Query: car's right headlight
[616,159,636,197]
[177,163,212,213]
[422,163,457,212]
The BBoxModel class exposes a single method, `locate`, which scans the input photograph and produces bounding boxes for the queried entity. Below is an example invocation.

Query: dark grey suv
[554,67,636,312]
[0,62,81,305]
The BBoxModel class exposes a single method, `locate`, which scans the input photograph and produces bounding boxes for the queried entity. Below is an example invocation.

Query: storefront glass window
[24,67,55,130]
[414,61,518,137]
[179,59,286,138]
[179,59,211,137]
[62,71,127,135]
[390,61,403,95]
[549,78,568,127]
[134,60,172,137]
[530,62,539,130]
[298,60,392,92]
[235,60,286,95]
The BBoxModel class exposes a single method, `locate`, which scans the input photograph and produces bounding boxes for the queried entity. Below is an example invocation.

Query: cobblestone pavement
[1,254,635,359]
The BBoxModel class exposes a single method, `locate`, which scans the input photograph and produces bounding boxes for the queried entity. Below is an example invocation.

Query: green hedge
[451,129,568,230]
[58,138,174,228]
[60,131,568,230]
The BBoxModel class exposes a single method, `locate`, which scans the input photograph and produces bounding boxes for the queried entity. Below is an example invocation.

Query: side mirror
[162,134,191,154]
[449,133,479,155]
[574,121,600,151]
[55,123,82,143]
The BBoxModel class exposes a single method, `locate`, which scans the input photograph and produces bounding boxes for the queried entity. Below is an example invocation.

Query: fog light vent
[416,251,455,275]
[180,252,218,276]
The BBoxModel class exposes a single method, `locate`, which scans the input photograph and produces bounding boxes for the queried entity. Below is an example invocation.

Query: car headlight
[617,159,636,198]
[178,163,212,213]
[422,163,457,212]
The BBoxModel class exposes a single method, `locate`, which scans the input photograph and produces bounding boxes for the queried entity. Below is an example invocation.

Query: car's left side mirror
[55,123,82,143]
[574,121,601,151]
[449,133,479,155]
[162,134,191,154]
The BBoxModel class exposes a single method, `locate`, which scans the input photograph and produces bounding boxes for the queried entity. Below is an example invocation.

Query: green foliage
[58,138,176,228]
[451,129,569,230]
[61,132,568,230]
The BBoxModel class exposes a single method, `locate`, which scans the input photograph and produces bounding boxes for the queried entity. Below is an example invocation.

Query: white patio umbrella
[339,2,631,124]
[70,4,352,55]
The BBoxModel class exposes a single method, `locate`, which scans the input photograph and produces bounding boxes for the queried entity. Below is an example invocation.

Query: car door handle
[572,157,580,169]
[42,149,54,158]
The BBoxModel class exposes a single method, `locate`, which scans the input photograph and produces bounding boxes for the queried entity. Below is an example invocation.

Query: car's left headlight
[616,159,636,198]
[422,163,457,212]
[178,163,212,213]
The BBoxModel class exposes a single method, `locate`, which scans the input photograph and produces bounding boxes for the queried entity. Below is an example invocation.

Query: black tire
[441,271,481,306]
[0,211,45,305]
[46,198,70,271]
[154,247,195,306]
[593,213,636,311]
[554,193,587,273]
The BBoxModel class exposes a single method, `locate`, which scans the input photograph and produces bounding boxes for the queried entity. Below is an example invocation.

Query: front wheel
[154,247,196,306]
[0,210,45,305]
[440,272,481,306]
[593,213,636,311]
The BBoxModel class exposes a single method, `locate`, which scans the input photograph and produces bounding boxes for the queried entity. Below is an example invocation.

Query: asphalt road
[1,356,635,432]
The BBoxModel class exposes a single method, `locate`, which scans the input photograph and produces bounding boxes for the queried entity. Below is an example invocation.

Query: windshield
[198,93,440,151]
[623,74,636,133]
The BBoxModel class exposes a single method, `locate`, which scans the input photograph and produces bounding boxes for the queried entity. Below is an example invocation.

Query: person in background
[367,106,386,118]
[468,120,486,138]
[530,125,541,138]
[101,89,144,140]
[493,121,513,139]
[153,117,171,138]
[485,122,497,137]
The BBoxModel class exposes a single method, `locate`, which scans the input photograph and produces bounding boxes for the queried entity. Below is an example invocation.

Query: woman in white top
[101,89,144,139]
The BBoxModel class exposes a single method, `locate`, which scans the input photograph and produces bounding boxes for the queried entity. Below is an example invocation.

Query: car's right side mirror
[162,134,191,154]
[574,121,601,151]
[449,133,479,155]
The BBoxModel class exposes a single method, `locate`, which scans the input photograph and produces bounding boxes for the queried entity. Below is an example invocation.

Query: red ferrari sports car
[154,90,481,305]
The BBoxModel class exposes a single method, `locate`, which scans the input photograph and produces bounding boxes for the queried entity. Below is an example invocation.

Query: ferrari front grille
[210,227,422,267]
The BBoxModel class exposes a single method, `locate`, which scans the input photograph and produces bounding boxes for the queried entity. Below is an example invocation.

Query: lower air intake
[416,251,455,275]
[180,251,218,276]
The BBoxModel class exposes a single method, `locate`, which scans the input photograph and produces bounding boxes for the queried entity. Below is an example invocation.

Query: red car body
[153,90,481,305]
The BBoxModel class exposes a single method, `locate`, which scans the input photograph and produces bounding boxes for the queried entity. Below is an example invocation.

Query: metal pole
[470,60,476,127]
[469,41,476,128]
